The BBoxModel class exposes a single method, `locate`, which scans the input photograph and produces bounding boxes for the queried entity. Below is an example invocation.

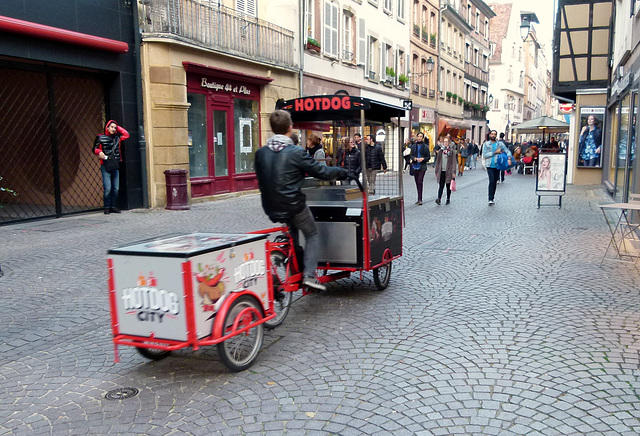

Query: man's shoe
[110,208,121,214]
[303,276,326,292]
[489,200,495,205]
[435,198,441,205]
[445,199,450,205]
[104,208,110,215]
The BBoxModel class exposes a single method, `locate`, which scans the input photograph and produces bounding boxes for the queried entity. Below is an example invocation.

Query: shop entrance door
[209,104,234,194]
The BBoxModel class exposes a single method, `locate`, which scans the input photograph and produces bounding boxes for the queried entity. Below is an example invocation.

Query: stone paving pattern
[2,168,640,435]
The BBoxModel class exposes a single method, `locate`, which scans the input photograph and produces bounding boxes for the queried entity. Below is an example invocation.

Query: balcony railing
[143,0,296,69]
[464,62,489,83]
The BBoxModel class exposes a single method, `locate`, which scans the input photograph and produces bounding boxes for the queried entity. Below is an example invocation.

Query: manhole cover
[105,387,139,400]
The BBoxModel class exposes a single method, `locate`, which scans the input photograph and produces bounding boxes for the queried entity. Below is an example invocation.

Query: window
[508,68,513,83]
[467,4,472,23]
[306,0,315,39]
[368,36,379,79]
[324,1,339,57]
[343,11,354,61]
[493,98,499,110]
[490,69,495,81]
[234,99,259,174]
[384,0,393,14]
[484,19,489,37]
[397,0,405,20]
[187,93,208,178]
[236,0,256,16]
[519,71,524,88]
[439,66,444,94]
[475,12,480,30]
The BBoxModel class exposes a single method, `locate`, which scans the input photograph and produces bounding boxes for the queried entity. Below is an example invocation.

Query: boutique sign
[201,78,251,95]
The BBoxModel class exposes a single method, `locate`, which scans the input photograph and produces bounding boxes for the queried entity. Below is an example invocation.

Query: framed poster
[577,107,605,167]
[536,153,567,193]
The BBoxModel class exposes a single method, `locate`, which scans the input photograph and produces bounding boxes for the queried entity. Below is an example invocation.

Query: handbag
[103,155,120,172]
[450,179,457,192]
[409,166,415,176]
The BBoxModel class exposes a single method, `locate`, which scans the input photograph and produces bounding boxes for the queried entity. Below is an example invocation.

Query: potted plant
[306,37,321,53]
[430,33,437,46]
[422,27,429,41]
[446,91,453,100]
[386,67,396,83]
[452,93,458,101]
[398,73,409,86]
[413,24,420,35]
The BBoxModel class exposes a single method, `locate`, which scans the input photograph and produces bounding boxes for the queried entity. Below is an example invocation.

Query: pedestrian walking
[402,138,412,172]
[409,132,430,205]
[255,110,347,291]
[471,141,479,169]
[306,132,326,165]
[364,134,387,195]
[434,136,456,205]
[482,129,509,205]
[338,137,362,183]
[498,132,508,182]
[94,120,129,214]
[458,138,469,176]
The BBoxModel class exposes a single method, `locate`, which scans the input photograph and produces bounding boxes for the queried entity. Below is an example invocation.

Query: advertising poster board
[536,153,568,208]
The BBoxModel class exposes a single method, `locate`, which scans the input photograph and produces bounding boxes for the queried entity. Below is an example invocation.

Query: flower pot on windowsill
[306,39,321,53]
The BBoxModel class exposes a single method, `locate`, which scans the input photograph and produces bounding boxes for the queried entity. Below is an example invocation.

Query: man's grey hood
[266,134,292,152]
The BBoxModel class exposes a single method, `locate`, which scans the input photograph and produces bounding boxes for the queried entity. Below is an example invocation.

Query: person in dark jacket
[364,134,387,195]
[255,110,347,291]
[93,120,129,214]
[410,132,430,205]
[338,137,361,183]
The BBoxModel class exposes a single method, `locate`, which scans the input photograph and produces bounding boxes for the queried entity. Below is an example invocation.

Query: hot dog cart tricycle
[107,94,406,371]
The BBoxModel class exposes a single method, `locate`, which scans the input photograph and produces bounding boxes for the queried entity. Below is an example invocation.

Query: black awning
[276,94,406,124]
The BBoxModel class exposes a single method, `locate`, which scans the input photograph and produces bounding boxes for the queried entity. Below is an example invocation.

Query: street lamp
[520,12,539,42]
[426,56,435,73]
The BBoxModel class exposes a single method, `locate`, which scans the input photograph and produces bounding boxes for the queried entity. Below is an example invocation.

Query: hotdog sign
[277,94,370,114]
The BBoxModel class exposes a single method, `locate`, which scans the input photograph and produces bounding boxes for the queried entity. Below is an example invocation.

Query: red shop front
[184,62,271,197]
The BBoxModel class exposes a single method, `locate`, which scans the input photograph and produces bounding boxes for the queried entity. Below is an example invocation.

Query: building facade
[139,0,299,206]
[438,0,472,140]
[462,0,495,145]
[409,0,440,148]
[0,1,142,225]
[487,2,525,142]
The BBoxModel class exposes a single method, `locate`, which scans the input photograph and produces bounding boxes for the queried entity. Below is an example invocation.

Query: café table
[599,202,640,267]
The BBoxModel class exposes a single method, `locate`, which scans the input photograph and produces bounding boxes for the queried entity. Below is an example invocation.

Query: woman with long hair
[434,136,457,205]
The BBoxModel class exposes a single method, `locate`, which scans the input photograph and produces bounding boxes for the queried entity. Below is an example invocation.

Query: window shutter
[324,2,331,55]
[331,4,338,57]
[358,18,366,67]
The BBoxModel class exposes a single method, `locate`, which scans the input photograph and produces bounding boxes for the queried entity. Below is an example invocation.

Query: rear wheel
[264,250,292,329]
[217,295,264,372]
[136,347,171,361]
[373,260,392,290]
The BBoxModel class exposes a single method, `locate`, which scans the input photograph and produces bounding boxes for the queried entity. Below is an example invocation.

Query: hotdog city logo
[234,251,265,288]
[121,273,180,323]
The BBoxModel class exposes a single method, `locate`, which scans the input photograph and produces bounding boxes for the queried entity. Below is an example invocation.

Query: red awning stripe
[0,15,129,53]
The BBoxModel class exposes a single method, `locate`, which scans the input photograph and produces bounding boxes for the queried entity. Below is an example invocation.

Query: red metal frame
[0,15,129,53]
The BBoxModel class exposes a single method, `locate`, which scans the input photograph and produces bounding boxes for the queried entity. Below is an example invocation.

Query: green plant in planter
[386,67,396,78]
[413,24,420,34]
[458,96,464,104]
[446,91,453,99]
[430,33,437,44]
[306,38,321,50]
[398,74,409,84]
[452,93,458,100]
[422,26,428,36]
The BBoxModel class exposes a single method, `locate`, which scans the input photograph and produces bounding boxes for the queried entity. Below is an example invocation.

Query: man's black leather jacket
[255,140,347,222]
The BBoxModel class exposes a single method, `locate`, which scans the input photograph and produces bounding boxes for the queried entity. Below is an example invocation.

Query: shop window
[187,93,208,178]
[578,107,605,169]
[234,99,259,174]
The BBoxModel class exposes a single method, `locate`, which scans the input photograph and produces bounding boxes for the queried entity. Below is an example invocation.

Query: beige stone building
[139,0,299,207]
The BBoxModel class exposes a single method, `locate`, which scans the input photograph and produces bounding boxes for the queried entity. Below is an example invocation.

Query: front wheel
[264,250,292,329]
[217,295,264,372]
[373,260,392,291]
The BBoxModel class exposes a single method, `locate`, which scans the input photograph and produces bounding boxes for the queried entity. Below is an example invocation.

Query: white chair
[523,160,535,175]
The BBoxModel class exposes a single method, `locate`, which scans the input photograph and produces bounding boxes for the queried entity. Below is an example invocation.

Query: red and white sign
[559,103,574,114]
[419,109,435,124]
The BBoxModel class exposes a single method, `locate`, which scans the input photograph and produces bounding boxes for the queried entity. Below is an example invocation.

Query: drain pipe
[132,1,149,208]
[299,0,304,97]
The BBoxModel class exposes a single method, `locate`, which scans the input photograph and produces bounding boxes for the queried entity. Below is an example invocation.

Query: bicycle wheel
[373,260,392,290]
[217,295,264,372]
[136,346,171,361]
[264,250,292,329]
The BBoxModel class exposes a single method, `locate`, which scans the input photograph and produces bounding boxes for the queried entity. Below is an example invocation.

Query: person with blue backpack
[482,130,509,205]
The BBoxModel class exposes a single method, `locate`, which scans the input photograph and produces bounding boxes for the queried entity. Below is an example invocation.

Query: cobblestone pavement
[2,167,640,435]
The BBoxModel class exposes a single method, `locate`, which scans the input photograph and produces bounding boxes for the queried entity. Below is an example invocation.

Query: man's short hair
[499,132,505,139]
[291,132,299,145]
[354,133,362,139]
[270,110,292,135]
[490,130,497,135]
[367,134,375,142]
[417,132,424,138]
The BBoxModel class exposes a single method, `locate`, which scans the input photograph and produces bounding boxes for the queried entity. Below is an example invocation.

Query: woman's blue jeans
[100,166,119,209]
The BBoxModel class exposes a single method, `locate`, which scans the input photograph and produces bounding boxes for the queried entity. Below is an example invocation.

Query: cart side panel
[368,198,403,267]
[308,205,364,268]
[110,256,189,341]
[190,239,268,339]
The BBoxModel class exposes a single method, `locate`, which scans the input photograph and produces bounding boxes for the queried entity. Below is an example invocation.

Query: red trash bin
[164,169,190,210]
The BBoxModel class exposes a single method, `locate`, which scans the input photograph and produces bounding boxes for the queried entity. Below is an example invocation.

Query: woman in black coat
[338,137,362,183]
[410,132,430,205]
